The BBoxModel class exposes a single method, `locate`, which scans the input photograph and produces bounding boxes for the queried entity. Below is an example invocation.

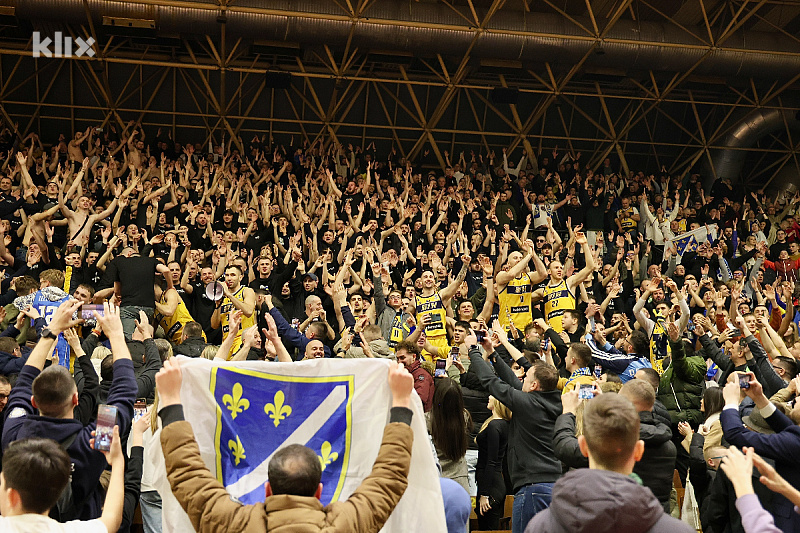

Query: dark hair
[532,361,559,391]
[628,330,649,356]
[3,438,71,513]
[430,379,471,462]
[13,275,38,296]
[702,387,725,420]
[268,444,322,497]
[568,342,592,368]
[0,336,19,354]
[583,393,640,470]
[454,320,472,331]
[774,356,798,379]
[0,374,9,388]
[183,321,204,339]
[101,353,114,382]
[225,264,243,276]
[306,322,327,340]
[76,283,96,298]
[635,367,661,393]
[31,365,76,415]
[563,309,582,323]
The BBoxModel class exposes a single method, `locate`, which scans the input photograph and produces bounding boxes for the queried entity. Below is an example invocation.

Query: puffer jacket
[657,338,705,429]
[160,406,414,533]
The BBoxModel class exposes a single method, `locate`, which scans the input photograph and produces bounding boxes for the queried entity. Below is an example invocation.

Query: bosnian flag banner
[667,224,718,264]
[150,357,445,532]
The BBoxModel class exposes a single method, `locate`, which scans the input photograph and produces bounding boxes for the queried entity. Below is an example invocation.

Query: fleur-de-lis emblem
[264,390,292,427]
[228,435,246,466]
[318,441,338,471]
[222,382,250,420]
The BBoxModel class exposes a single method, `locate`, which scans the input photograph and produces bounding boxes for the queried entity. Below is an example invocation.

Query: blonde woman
[475,396,511,530]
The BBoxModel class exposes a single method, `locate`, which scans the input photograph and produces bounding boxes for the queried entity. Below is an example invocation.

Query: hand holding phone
[738,372,751,390]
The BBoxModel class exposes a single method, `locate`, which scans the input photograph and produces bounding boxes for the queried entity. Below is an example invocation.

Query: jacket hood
[638,411,673,447]
[538,389,565,420]
[547,469,665,533]
[13,415,83,443]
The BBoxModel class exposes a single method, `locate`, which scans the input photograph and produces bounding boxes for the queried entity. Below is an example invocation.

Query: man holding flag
[155,358,417,533]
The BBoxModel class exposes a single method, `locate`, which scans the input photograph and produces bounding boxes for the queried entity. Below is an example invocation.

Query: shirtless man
[54,158,118,247]
[68,127,93,168]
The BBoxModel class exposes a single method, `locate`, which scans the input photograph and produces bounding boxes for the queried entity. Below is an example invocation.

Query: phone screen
[95,404,117,452]
[738,373,750,390]
[434,358,447,378]
[578,383,594,400]
[133,399,147,422]
[81,304,104,320]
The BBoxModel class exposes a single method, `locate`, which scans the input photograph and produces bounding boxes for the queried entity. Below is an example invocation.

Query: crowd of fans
[0,120,798,533]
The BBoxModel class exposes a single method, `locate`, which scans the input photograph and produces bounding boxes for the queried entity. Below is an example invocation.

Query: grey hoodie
[525,469,694,533]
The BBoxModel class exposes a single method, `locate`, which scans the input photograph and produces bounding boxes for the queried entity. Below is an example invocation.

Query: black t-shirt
[106,255,158,307]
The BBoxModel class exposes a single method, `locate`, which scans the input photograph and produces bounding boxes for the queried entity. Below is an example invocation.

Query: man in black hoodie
[526,393,693,533]
[466,331,562,533]
[1,299,137,520]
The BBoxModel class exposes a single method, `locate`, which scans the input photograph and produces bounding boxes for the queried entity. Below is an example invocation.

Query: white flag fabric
[665,224,718,264]
[151,356,446,533]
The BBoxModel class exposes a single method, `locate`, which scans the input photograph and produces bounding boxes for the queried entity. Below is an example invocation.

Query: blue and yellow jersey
[543,280,575,333]
[498,273,533,331]
[415,292,447,338]
[155,288,205,344]
[649,317,671,374]
[388,311,411,349]
[220,286,255,359]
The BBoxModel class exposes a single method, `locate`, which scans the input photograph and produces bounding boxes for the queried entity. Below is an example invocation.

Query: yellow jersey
[543,280,575,333]
[220,286,255,359]
[649,318,671,375]
[498,273,533,331]
[617,207,638,231]
[388,311,411,350]
[155,288,204,343]
[415,292,447,338]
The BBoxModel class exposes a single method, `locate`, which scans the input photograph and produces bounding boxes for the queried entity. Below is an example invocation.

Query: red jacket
[408,360,434,412]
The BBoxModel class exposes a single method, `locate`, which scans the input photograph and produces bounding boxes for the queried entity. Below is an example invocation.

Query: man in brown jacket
[155,359,415,533]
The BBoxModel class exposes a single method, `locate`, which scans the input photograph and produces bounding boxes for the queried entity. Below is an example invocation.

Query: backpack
[51,431,90,522]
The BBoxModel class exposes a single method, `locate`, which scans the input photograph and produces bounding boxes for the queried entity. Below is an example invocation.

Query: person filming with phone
[721,369,800,532]
[1,299,137,522]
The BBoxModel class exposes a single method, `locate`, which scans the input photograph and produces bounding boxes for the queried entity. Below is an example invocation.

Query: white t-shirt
[0,514,107,533]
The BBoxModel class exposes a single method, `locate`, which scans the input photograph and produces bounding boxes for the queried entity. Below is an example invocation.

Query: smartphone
[475,330,486,343]
[95,404,117,452]
[434,358,447,378]
[738,373,751,390]
[687,320,695,332]
[578,383,594,400]
[589,316,596,333]
[594,365,602,379]
[81,304,104,320]
[728,328,741,337]
[542,338,550,352]
[133,399,147,422]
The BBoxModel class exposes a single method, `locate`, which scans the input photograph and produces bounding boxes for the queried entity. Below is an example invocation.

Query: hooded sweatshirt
[2,359,137,520]
[524,469,695,533]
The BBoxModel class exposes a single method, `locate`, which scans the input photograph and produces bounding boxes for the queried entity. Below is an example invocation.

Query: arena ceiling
[1,0,800,190]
